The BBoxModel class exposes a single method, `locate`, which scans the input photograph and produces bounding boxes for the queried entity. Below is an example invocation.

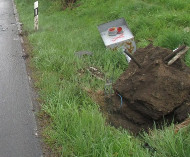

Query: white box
[98,18,136,54]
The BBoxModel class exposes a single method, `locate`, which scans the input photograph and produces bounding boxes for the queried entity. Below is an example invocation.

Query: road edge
[11,0,44,156]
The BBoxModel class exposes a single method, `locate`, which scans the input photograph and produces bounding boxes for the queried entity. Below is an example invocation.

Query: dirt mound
[108,44,190,134]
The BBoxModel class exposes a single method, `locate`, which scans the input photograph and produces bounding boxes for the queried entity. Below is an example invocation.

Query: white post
[34,1,38,31]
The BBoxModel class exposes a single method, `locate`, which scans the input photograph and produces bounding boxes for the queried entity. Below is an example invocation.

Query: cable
[117,93,123,109]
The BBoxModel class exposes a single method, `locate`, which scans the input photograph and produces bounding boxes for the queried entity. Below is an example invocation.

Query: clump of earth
[104,44,190,134]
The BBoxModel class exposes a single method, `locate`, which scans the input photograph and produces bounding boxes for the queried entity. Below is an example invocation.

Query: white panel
[34,1,38,9]
[100,25,134,46]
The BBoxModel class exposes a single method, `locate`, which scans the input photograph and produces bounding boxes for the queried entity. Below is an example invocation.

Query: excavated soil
[103,44,190,134]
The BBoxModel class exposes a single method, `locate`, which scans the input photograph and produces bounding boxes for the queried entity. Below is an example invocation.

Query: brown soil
[102,44,190,134]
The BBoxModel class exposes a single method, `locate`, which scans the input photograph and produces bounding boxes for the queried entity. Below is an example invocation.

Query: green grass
[142,124,190,157]
[15,0,190,156]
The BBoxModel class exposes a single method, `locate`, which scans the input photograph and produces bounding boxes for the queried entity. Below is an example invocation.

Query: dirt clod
[107,44,190,134]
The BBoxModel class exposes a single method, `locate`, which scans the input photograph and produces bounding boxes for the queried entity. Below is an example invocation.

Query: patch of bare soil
[98,44,190,134]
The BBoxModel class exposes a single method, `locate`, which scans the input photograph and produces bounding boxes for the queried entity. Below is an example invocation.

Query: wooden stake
[164,45,186,62]
[124,49,142,69]
[34,1,38,31]
[168,47,189,66]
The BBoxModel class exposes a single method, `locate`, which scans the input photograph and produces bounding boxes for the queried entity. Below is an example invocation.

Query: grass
[142,124,190,157]
[15,0,190,156]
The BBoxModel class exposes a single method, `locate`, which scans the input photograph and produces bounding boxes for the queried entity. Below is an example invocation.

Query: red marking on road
[112,33,124,42]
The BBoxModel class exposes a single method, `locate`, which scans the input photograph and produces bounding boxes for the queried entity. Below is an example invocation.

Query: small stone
[75,51,93,58]
[184,27,190,33]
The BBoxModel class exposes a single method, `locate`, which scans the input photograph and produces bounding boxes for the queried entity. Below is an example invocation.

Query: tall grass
[15,0,190,156]
[142,124,190,157]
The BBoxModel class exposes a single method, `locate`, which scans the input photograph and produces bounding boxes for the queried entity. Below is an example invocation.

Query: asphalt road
[0,0,42,156]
